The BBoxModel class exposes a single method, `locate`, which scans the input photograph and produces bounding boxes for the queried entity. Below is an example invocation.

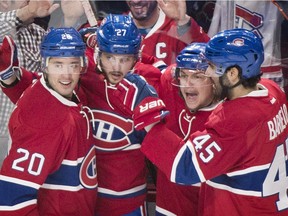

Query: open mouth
[59,80,72,86]
[111,72,123,78]
[185,92,198,100]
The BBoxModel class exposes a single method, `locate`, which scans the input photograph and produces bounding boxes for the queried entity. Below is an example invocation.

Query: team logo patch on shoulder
[80,145,98,189]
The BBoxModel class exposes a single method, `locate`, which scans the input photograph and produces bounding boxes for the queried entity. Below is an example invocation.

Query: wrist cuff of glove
[0,68,14,81]
[134,110,169,131]
[0,67,21,87]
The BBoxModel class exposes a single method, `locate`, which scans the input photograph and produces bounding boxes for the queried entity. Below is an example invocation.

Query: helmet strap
[219,75,229,100]
[227,80,242,89]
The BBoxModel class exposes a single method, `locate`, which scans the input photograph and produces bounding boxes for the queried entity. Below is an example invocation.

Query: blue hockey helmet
[173,43,210,87]
[97,14,142,55]
[205,28,264,79]
[41,27,86,61]
[176,42,208,71]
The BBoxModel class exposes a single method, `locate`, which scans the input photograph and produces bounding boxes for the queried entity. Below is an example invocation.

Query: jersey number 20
[12,148,45,176]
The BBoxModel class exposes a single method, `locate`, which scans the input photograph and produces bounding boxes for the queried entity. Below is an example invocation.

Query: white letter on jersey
[156,42,167,59]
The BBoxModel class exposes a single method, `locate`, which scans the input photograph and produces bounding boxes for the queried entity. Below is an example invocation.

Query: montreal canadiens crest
[80,145,98,189]
[91,110,135,151]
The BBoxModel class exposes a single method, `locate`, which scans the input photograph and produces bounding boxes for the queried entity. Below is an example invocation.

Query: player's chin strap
[80,106,95,139]
[227,80,242,89]
[219,75,242,90]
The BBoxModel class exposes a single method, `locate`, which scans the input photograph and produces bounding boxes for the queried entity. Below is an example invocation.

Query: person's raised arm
[16,0,59,24]
[157,0,190,26]
[0,36,18,85]
[0,36,37,103]
[157,0,209,43]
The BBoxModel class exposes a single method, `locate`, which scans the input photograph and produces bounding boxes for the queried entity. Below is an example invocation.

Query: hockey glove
[133,96,169,131]
[0,36,19,81]
[113,76,138,116]
[79,26,98,48]
[113,73,150,116]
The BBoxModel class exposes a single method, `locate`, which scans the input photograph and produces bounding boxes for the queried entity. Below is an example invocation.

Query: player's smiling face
[179,69,215,111]
[45,57,82,99]
[100,52,137,85]
[126,0,158,21]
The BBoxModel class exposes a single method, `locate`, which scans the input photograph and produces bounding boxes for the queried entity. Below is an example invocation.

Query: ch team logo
[91,110,134,151]
[80,145,98,189]
[232,38,244,47]
[235,4,264,38]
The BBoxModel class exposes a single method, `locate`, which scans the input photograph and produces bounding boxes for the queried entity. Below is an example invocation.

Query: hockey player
[80,14,167,215]
[136,29,288,215]
[126,0,210,65]
[111,43,220,215]
[0,28,98,215]
[153,43,220,215]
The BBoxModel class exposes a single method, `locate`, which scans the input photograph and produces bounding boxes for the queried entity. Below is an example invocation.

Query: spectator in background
[0,0,58,72]
[48,0,97,29]
[125,0,210,65]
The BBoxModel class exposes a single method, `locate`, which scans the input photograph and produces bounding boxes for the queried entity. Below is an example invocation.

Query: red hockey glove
[133,96,170,131]
[0,36,19,81]
[79,26,98,48]
[113,76,138,116]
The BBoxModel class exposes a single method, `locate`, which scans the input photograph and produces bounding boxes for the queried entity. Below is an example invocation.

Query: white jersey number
[12,148,45,176]
[193,134,222,163]
[263,138,288,211]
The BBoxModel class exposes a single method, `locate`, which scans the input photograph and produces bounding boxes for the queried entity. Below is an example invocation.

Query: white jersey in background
[208,0,284,88]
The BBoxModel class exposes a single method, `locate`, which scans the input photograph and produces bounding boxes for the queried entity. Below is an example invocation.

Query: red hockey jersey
[138,10,209,65]
[155,66,220,216]
[141,79,288,215]
[80,51,161,215]
[0,76,98,215]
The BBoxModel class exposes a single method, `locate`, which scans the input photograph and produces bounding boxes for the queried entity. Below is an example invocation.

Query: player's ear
[227,67,240,83]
